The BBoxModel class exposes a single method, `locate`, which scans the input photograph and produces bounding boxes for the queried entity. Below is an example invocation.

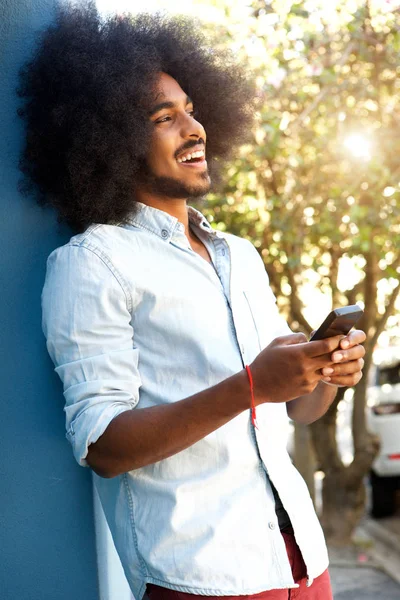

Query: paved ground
[330,565,400,599]
[327,512,400,599]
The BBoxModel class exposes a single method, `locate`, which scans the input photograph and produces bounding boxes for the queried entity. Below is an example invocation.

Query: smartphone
[309,305,363,341]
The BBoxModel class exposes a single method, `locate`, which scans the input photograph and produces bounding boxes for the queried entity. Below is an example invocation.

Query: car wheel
[370,470,397,518]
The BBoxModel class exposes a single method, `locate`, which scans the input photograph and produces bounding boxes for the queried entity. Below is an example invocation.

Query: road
[319,388,400,598]
[328,507,400,599]
[331,564,400,599]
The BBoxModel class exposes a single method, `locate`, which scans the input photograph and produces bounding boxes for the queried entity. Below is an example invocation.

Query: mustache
[174,138,205,159]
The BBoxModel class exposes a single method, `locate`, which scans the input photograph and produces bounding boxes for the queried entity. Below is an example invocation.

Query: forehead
[152,72,189,103]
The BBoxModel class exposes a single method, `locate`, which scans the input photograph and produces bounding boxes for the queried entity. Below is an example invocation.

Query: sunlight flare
[343,134,372,161]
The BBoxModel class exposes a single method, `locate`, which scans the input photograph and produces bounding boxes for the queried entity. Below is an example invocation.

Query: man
[20,4,365,599]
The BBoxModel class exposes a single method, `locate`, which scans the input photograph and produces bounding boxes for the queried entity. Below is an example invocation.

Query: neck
[135,191,190,237]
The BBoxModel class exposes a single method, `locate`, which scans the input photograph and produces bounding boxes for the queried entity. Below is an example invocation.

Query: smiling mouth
[176,147,206,166]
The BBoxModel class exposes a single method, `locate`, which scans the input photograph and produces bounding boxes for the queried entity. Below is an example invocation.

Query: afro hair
[18,2,255,232]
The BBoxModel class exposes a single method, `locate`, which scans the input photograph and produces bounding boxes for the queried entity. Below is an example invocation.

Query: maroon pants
[147,529,333,599]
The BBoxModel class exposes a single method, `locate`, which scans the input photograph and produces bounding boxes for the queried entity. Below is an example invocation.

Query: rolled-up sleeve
[42,243,141,466]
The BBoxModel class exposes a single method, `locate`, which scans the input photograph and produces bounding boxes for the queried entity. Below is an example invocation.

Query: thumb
[273,333,308,346]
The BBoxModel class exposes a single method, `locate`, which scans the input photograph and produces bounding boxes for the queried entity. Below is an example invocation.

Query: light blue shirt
[42,202,329,599]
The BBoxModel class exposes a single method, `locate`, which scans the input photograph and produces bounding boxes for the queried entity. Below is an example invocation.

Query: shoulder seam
[75,223,103,244]
[68,242,133,313]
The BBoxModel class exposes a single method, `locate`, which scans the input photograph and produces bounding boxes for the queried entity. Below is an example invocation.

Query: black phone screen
[310,306,363,341]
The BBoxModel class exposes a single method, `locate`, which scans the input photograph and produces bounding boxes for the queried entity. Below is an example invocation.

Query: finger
[305,342,364,373]
[306,335,344,358]
[320,379,337,387]
[325,358,364,378]
[331,344,366,364]
[328,370,363,388]
[312,354,339,374]
[307,352,348,378]
[339,329,366,349]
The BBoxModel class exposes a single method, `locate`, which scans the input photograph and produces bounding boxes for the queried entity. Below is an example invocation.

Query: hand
[319,329,366,387]
[250,333,345,405]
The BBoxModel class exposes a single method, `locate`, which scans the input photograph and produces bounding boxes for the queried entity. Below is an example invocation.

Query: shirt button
[161,229,169,239]
[240,344,245,354]
[268,522,276,530]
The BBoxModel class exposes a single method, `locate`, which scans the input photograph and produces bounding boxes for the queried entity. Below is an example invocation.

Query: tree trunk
[310,389,356,546]
[310,375,380,546]
[309,246,384,545]
[352,350,374,453]
[293,422,316,504]
[319,467,366,546]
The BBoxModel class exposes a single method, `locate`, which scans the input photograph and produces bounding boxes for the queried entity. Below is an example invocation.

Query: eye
[155,115,172,124]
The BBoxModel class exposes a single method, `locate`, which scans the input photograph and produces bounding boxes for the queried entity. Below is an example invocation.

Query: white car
[367,347,400,518]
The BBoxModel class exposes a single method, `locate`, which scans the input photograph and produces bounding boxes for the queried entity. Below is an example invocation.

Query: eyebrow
[149,95,193,117]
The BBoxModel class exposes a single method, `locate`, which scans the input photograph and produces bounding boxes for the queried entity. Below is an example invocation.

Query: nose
[180,112,206,142]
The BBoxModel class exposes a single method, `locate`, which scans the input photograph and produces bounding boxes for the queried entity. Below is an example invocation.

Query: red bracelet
[245,365,258,429]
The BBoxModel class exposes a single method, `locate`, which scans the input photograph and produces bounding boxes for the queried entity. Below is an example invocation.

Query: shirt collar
[124,201,223,242]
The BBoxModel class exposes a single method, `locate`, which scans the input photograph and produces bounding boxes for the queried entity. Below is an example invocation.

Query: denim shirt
[42,203,329,599]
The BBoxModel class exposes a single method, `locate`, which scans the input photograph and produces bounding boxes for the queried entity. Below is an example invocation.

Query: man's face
[143,72,211,199]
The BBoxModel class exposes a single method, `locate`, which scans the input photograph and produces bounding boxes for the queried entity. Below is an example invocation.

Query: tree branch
[284,255,313,333]
[310,388,346,476]
[265,156,280,197]
[370,280,400,348]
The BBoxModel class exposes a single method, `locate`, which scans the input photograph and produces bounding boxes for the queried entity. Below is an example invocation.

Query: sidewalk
[328,516,400,599]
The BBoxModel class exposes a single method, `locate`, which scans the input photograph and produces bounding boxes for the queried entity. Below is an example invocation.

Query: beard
[140,162,211,199]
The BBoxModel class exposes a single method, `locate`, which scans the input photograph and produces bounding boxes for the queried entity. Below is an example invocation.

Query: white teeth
[177,149,205,163]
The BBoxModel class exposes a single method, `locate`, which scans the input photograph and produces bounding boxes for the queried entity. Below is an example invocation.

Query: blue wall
[0,2,99,598]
